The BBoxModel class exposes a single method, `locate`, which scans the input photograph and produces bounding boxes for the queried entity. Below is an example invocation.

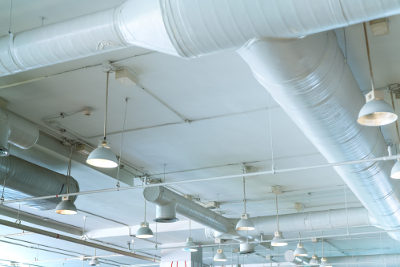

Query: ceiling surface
[1,1,400,266]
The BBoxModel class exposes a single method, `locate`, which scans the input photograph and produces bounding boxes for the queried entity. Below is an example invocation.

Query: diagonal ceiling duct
[0,155,79,210]
[238,31,400,239]
[2,0,400,76]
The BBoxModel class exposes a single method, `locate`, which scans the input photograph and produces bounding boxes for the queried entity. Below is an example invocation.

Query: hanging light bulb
[55,146,78,215]
[320,257,332,267]
[87,71,118,168]
[294,232,307,256]
[309,254,319,266]
[136,221,153,239]
[318,238,332,267]
[294,241,307,257]
[271,231,287,247]
[271,191,287,247]
[89,257,100,266]
[213,249,227,262]
[183,220,198,252]
[182,237,197,252]
[136,199,153,239]
[357,23,397,127]
[236,167,255,231]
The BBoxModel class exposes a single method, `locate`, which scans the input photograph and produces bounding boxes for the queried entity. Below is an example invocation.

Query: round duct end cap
[154,217,179,223]
[239,242,255,254]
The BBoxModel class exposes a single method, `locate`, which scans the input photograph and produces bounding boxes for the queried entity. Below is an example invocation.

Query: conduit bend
[238,31,400,239]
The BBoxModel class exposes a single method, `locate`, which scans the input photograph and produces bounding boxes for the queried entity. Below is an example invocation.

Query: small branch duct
[0,155,79,210]
[238,31,400,239]
[2,0,400,75]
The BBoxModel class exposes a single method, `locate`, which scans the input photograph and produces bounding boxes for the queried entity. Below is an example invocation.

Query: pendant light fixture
[309,254,319,266]
[213,248,227,262]
[89,249,100,266]
[271,192,287,247]
[236,167,255,231]
[294,232,308,257]
[136,199,154,239]
[87,71,118,168]
[319,238,332,267]
[357,22,397,126]
[182,220,198,252]
[55,146,77,215]
[309,240,319,266]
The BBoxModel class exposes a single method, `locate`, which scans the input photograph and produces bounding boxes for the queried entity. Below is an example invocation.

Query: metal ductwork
[251,207,372,234]
[2,0,400,76]
[143,186,236,235]
[145,185,375,240]
[0,155,79,210]
[0,109,39,155]
[238,31,400,239]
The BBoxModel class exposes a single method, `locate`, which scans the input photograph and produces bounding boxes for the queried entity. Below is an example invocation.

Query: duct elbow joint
[143,186,178,223]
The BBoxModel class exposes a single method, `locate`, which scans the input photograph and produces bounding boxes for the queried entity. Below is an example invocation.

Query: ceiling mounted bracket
[271,185,283,195]
[101,61,117,73]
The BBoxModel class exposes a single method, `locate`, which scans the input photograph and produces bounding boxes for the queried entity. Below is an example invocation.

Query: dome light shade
[87,141,118,168]
[309,255,319,266]
[136,222,154,239]
[236,213,255,231]
[55,198,77,215]
[182,237,198,252]
[294,242,308,257]
[357,99,397,126]
[320,257,332,267]
[271,231,288,247]
[89,257,100,266]
[214,249,227,262]
[391,160,400,179]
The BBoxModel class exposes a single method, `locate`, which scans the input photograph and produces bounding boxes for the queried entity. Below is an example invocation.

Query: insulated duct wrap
[0,155,79,210]
[251,207,371,234]
[2,0,400,75]
[160,0,400,57]
[238,32,400,238]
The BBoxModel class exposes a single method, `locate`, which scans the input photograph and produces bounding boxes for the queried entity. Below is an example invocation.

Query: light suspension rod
[103,71,110,141]
[363,22,376,92]
[3,154,400,204]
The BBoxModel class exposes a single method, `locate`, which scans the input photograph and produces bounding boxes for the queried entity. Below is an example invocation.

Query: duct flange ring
[154,202,178,223]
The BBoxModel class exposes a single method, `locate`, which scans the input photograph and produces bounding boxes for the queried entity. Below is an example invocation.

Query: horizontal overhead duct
[238,31,400,239]
[0,155,79,210]
[145,186,375,239]
[1,0,400,75]
[143,186,236,235]
[250,207,372,235]
[206,207,375,240]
